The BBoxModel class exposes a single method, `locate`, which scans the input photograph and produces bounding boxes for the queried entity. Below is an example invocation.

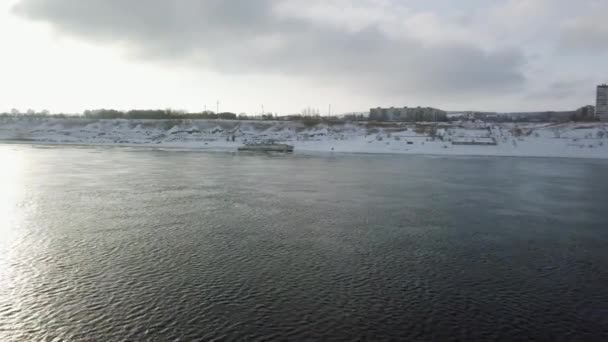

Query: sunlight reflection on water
[0,146,30,318]
[0,146,28,237]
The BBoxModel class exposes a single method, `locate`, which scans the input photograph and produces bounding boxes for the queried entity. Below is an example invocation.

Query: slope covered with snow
[1,117,607,159]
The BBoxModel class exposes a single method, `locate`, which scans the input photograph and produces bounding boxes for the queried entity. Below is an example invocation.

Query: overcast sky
[1,0,607,114]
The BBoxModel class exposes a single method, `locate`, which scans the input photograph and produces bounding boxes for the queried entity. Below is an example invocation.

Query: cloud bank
[13,0,528,98]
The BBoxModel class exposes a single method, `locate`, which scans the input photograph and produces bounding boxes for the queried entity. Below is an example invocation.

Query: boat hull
[238,145,294,152]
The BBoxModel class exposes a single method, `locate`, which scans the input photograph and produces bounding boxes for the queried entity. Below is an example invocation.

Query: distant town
[1,84,607,124]
[370,84,607,123]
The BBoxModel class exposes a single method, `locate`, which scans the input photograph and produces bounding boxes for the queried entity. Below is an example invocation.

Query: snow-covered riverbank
[1,117,607,158]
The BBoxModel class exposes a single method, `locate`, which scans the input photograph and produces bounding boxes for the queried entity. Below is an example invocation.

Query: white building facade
[597,84,608,122]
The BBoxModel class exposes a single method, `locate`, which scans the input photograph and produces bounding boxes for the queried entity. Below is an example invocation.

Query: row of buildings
[369,106,447,122]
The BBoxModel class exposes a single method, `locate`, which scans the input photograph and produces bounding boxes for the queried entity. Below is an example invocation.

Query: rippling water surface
[0,145,607,341]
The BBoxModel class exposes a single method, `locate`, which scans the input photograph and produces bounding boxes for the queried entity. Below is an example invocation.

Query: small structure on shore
[451,137,498,146]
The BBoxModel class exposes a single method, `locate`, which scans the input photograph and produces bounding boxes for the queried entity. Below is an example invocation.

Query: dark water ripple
[0,146,607,341]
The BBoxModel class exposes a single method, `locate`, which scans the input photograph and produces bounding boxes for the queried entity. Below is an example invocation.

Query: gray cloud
[13,0,526,97]
[528,78,593,101]
[559,20,608,53]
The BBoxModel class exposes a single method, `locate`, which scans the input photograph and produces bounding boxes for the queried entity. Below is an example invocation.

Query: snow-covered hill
[1,117,607,159]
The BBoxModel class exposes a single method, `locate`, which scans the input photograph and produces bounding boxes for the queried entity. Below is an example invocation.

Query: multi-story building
[597,84,608,122]
[369,106,447,122]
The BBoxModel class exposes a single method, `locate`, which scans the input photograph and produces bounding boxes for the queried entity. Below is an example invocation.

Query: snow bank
[1,117,607,159]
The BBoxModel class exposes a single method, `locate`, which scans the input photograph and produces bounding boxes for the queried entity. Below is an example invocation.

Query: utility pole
[216,101,219,114]
[261,104,265,116]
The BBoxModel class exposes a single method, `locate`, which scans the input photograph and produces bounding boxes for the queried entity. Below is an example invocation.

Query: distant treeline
[84,109,241,120]
[0,108,369,124]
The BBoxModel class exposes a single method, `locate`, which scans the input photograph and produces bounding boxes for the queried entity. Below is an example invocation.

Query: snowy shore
[1,117,607,159]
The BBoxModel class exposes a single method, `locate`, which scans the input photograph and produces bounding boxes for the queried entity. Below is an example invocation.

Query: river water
[0,145,607,341]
